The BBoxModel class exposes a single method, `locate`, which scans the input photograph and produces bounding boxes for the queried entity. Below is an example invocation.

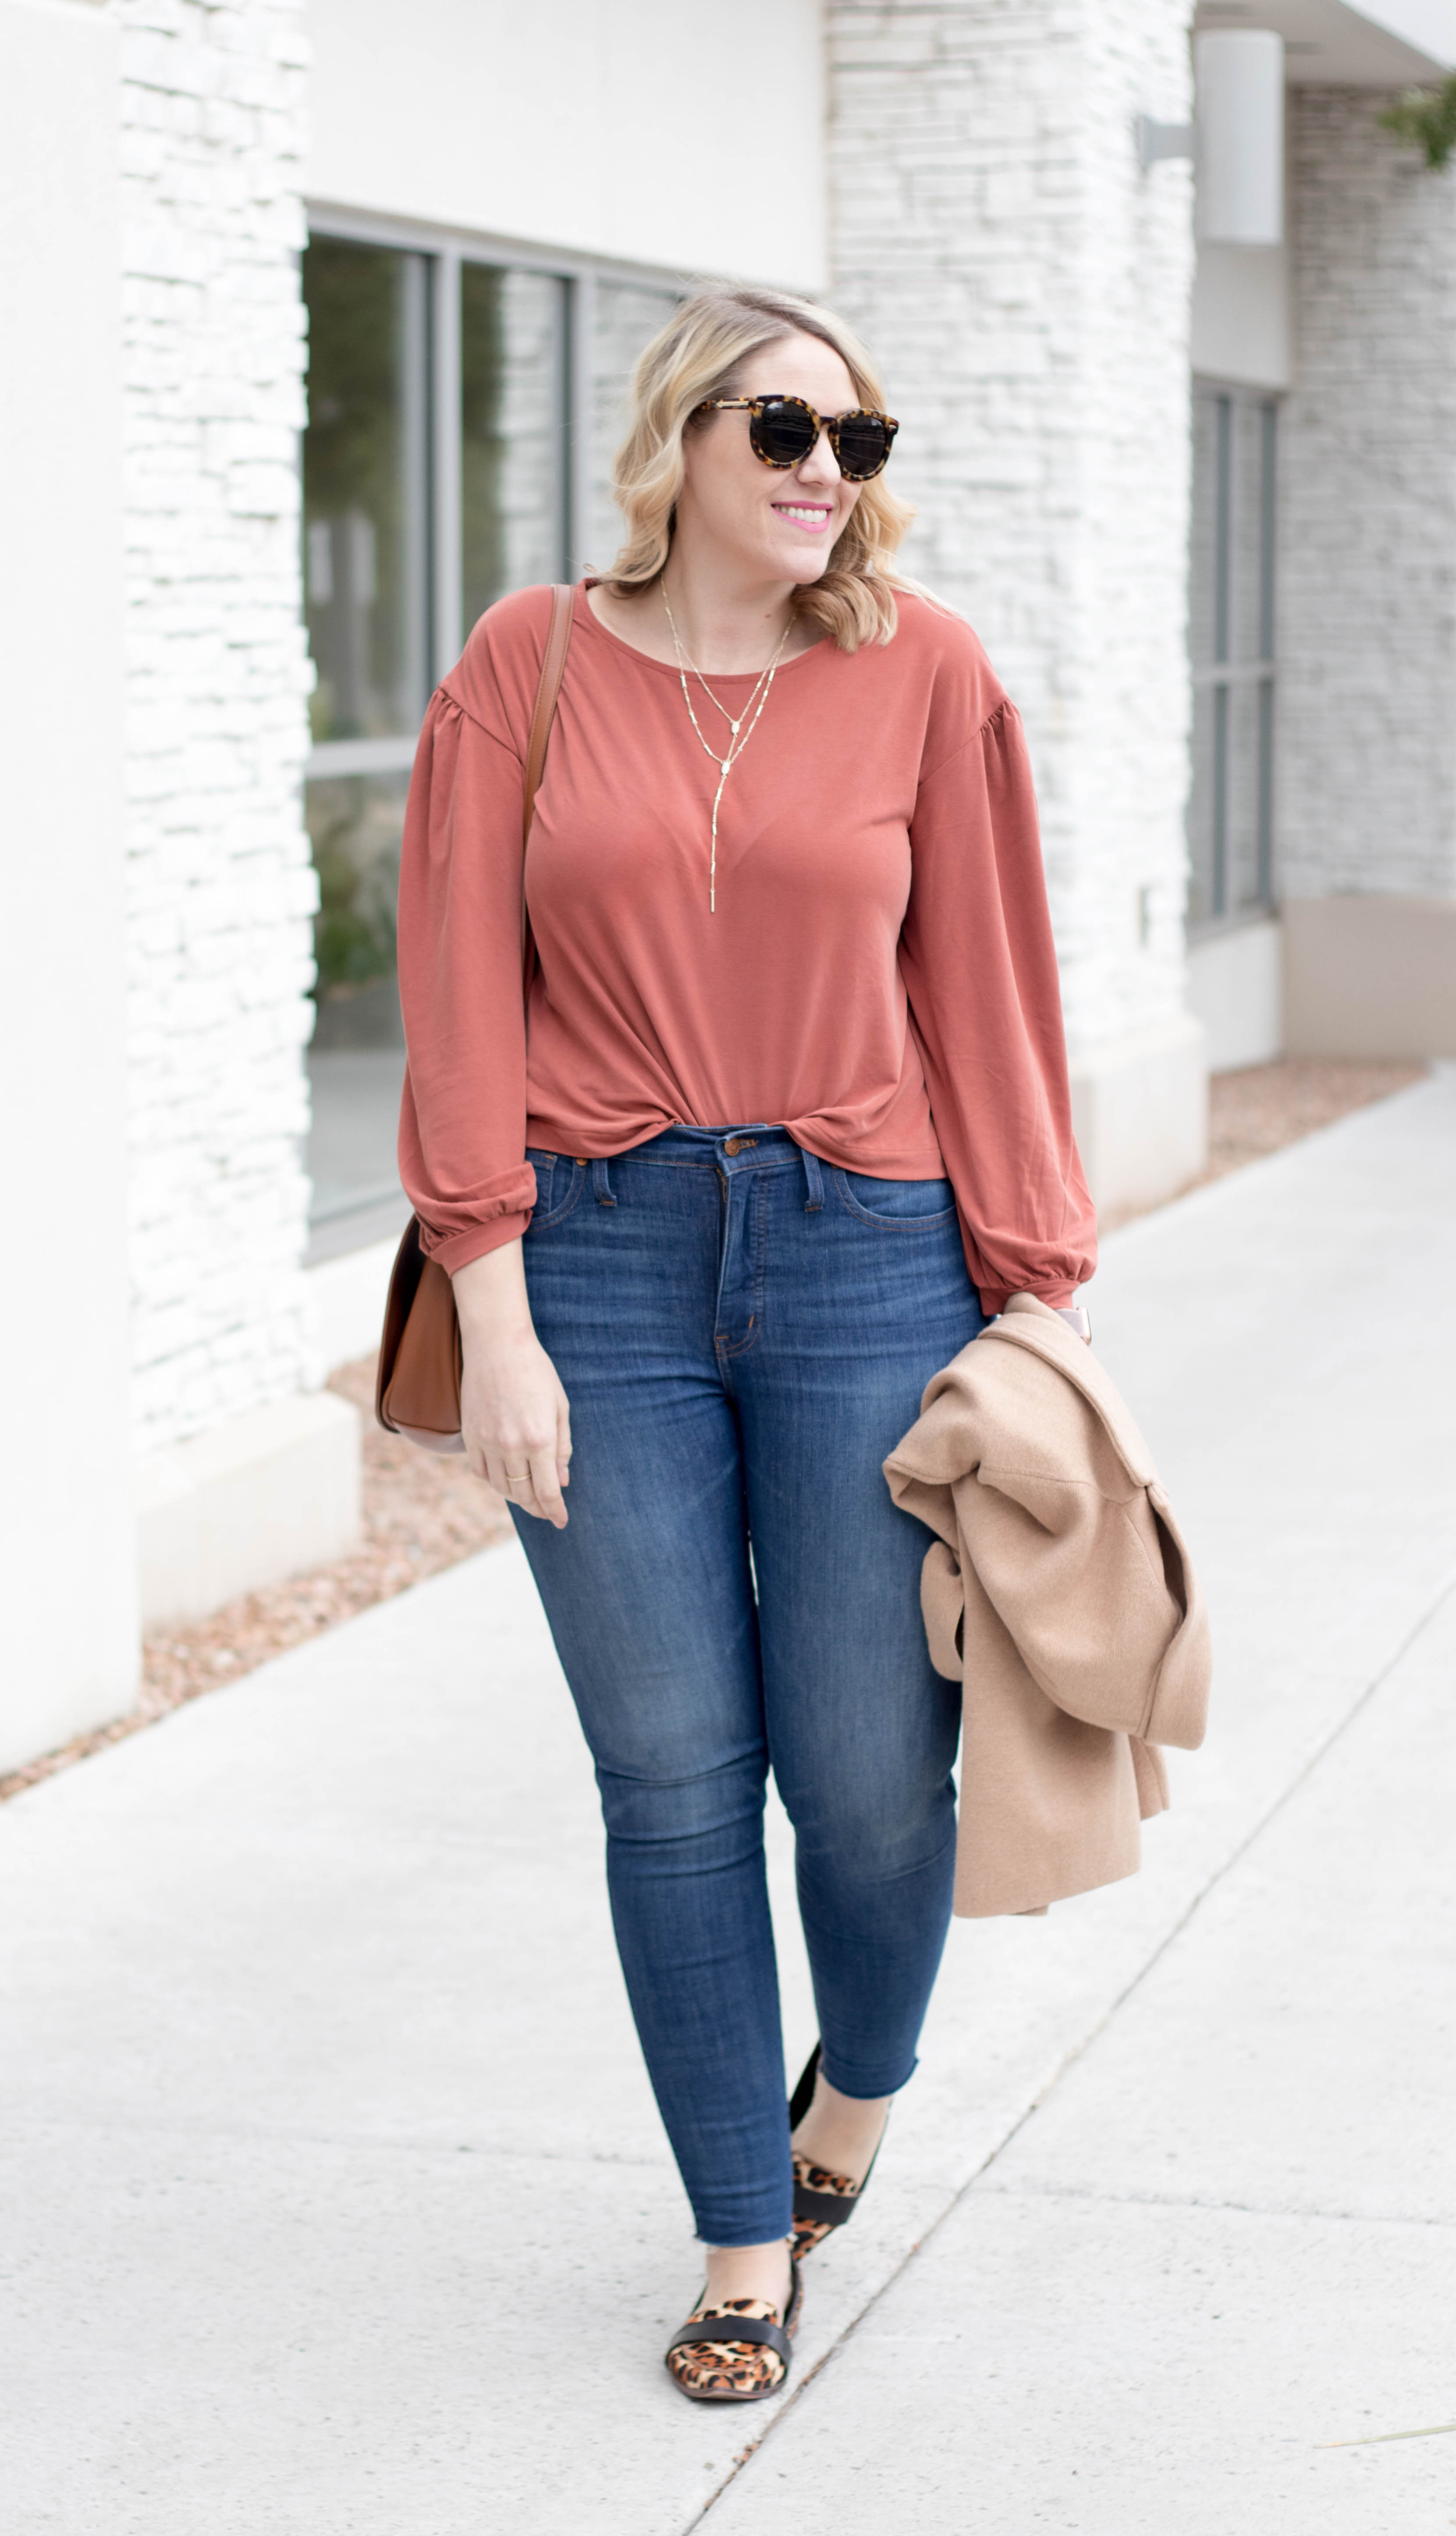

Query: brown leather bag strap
[520,581,574,983]
[522,582,575,848]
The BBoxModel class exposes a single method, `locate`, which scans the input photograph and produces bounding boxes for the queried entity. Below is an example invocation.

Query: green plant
[307,789,399,998]
[1379,73,1456,170]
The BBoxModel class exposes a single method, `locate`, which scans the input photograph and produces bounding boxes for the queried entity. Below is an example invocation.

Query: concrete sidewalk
[2,1072,1454,2535]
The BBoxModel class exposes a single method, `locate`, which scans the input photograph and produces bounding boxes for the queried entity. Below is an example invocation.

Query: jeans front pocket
[525,1148,583,1232]
[832,1168,958,1229]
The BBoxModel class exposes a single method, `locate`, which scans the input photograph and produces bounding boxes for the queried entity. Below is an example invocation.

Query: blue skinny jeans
[511,1124,983,2246]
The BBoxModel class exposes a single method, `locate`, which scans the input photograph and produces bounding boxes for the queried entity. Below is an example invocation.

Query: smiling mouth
[772,502,835,533]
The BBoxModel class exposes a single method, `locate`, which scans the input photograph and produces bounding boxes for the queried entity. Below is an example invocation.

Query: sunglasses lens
[750,400,818,468]
[833,415,893,480]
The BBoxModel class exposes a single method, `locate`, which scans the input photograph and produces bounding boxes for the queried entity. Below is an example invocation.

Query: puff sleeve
[395,686,539,1273]
[900,699,1097,1315]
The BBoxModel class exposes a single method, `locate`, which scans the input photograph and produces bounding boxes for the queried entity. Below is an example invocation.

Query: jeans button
[723,1136,742,1155]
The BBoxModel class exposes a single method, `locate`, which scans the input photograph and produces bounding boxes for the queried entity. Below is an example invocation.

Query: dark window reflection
[304,774,409,1260]
[303,238,430,742]
[306,773,408,1042]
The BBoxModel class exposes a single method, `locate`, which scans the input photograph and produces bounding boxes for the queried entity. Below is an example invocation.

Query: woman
[396,284,1096,2401]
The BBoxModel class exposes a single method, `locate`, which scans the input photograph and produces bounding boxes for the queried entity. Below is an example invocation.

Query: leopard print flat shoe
[788,2041,888,2262]
[664,2258,803,2403]
[790,2147,868,2260]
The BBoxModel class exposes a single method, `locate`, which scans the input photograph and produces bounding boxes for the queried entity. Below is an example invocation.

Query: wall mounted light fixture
[1195,29,1285,244]
[1136,114,1194,171]
[1137,29,1284,246]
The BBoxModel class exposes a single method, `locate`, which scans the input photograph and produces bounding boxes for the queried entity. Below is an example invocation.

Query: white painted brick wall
[1279,89,1456,902]
[116,0,317,1457]
[827,0,1195,1055]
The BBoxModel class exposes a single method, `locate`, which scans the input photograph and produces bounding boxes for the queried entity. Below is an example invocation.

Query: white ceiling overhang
[1192,0,1456,81]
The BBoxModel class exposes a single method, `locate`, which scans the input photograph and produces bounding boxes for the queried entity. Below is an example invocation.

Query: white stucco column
[0,0,137,1768]
[828,0,1205,1214]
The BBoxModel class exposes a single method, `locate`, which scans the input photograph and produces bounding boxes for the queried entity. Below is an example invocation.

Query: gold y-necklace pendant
[662,579,790,912]
[685,654,748,740]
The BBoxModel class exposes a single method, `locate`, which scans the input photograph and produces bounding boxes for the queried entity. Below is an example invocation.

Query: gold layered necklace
[661,577,791,913]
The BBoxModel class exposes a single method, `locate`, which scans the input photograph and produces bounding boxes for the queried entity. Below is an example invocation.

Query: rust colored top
[396,580,1096,1314]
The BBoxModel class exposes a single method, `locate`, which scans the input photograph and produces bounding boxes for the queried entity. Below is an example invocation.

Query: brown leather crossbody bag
[374,582,575,1453]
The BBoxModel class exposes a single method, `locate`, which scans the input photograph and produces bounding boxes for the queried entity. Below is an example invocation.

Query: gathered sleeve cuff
[395,683,539,1271]
[405,1200,535,1278]
[901,699,1097,1318]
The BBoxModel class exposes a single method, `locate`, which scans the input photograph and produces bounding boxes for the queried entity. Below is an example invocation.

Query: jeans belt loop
[593,1157,616,1207]
[801,1146,824,1212]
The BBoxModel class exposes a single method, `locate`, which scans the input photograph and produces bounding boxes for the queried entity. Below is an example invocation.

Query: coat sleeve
[394,686,539,1273]
[899,698,1097,1315]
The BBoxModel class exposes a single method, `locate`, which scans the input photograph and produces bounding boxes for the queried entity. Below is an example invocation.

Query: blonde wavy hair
[601,283,916,651]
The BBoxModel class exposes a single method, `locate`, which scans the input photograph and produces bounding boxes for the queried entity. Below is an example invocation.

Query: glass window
[300,233,678,1256]
[1188,384,1277,928]
[302,238,435,1257]
[303,239,430,744]
[303,767,410,1262]
[305,767,408,1039]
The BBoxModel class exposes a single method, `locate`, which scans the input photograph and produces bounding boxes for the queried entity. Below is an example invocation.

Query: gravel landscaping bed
[0,1057,1425,1803]
[1201,1054,1425,1182]
[1099,1055,1427,1229]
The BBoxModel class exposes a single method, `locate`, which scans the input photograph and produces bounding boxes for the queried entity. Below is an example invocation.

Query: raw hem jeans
[511,1123,983,2246]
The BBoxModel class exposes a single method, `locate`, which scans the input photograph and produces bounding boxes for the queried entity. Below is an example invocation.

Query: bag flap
[377,1243,463,1442]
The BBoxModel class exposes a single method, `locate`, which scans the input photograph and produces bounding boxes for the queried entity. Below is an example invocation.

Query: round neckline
[575,579,831,679]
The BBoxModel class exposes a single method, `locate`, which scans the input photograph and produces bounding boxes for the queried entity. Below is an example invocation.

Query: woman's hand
[451,1243,572,1527]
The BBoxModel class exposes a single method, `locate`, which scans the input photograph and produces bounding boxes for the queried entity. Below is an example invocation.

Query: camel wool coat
[884,1293,1211,1918]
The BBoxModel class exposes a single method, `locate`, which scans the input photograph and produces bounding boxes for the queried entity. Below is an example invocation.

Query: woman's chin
[768,540,835,586]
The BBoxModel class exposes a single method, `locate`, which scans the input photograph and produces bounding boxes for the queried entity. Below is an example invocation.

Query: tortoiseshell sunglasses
[694,394,900,482]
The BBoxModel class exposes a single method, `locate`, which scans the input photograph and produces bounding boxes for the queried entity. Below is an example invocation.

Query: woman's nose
[796,430,841,487]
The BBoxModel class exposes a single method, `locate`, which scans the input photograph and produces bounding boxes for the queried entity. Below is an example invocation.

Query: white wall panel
[1191,243,1292,390]
[1187,916,1284,1070]
[0,0,137,1761]
[303,0,826,289]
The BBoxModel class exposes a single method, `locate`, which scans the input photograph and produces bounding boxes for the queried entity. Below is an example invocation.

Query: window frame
[302,202,685,787]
